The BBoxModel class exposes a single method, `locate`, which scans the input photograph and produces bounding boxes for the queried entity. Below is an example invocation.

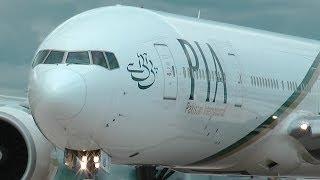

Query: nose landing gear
[135,165,175,180]
[64,149,111,179]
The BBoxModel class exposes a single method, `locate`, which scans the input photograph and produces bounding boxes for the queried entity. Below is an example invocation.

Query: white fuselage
[28,5,320,177]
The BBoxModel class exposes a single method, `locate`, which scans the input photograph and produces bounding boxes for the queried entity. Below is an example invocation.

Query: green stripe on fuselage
[190,50,320,166]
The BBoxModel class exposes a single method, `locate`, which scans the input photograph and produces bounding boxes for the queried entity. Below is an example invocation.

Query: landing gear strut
[135,166,175,180]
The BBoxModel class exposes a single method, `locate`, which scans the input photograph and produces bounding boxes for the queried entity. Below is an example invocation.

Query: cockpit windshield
[105,52,119,69]
[66,52,90,65]
[44,51,65,64]
[91,51,108,68]
[32,49,120,70]
[32,50,49,68]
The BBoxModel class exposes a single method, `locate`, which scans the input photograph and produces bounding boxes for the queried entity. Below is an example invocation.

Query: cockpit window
[44,51,65,64]
[32,49,119,70]
[32,50,49,68]
[104,52,119,69]
[66,51,90,65]
[91,51,108,68]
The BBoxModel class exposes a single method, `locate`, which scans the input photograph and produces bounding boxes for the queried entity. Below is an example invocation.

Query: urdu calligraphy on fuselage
[127,53,158,90]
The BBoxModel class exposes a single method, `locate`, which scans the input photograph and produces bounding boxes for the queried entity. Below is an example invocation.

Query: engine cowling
[0,105,53,179]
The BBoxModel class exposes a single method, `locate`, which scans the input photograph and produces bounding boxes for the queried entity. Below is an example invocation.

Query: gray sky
[1,0,320,96]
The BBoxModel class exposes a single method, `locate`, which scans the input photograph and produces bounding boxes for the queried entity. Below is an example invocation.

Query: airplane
[4,4,320,180]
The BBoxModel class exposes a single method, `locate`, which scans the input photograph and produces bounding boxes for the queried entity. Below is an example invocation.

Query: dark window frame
[44,50,65,64]
[32,50,50,68]
[104,52,120,70]
[90,51,109,69]
[65,51,90,65]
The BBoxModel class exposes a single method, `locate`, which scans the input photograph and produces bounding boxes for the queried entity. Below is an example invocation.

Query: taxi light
[95,163,100,169]
[94,156,99,163]
[80,161,87,170]
[300,123,309,131]
[82,156,88,163]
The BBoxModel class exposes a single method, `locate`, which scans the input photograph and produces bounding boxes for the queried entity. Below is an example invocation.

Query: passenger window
[258,77,261,87]
[105,52,119,69]
[272,79,275,89]
[66,51,90,65]
[32,50,49,68]
[44,51,65,64]
[91,51,108,68]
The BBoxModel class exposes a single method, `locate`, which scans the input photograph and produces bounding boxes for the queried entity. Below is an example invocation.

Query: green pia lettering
[178,39,227,103]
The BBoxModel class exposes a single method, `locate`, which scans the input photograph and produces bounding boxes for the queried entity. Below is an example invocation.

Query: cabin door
[154,43,178,100]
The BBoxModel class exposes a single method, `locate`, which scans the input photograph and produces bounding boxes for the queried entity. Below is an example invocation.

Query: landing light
[80,161,87,170]
[94,156,99,163]
[272,115,278,120]
[82,156,88,163]
[95,163,100,169]
[300,123,309,131]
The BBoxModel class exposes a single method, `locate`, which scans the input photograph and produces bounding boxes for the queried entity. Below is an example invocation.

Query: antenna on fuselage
[197,9,201,19]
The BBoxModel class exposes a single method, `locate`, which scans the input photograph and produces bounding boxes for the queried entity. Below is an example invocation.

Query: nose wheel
[135,166,175,180]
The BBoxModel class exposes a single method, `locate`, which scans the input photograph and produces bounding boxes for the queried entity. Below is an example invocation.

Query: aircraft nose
[29,68,86,121]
